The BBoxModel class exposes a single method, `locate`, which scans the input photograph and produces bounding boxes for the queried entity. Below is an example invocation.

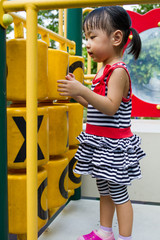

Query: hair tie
[129,28,133,40]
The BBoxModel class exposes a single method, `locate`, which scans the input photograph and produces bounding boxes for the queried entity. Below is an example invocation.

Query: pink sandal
[77,230,115,240]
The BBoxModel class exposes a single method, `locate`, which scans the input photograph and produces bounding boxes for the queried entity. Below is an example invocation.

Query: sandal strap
[81,230,115,240]
[82,230,105,240]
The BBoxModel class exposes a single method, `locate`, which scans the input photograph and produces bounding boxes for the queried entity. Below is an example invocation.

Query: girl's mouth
[88,52,93,57]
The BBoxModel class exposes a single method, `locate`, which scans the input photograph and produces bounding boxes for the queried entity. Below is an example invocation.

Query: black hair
[83,6,141,60]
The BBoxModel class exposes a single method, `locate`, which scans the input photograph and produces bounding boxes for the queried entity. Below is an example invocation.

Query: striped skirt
[74,131,146,186]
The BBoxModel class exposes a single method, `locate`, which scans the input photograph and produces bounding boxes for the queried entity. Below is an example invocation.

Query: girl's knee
[109,182,130,204]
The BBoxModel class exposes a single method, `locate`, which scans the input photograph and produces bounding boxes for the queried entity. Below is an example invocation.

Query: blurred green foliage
[133,4,160,14]
[124,30,160,87]
[37,10,58,48]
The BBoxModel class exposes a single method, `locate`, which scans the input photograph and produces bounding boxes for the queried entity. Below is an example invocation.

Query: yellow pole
[3,0,159,12]
[87,54,91,75]
[84,74,95,79]
[42,33,50,46]
[26,4,38,240]
[14,21,24,38]
[58,9,63,36]
[59,9,67,50]
[64,9,67,38]
[97,62,103,71]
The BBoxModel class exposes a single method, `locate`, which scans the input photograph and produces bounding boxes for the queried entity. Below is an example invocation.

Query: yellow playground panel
[2,1,83,239]
[0,0,159,240]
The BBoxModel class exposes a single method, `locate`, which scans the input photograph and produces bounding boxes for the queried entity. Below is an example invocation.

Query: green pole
[0,25,9,240]
[67,8,82,200]
[67,8,82,56]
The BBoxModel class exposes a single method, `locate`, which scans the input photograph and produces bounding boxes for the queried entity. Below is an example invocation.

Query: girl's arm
[72,96,88,108]
[57,68,129,116]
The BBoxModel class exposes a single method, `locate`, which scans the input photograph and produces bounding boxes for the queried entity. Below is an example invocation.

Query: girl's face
[85,28,114,65]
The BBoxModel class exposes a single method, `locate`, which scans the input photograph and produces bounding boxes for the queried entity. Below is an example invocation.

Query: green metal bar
[67,8,82,200]
[67,8,82,56]
[0,25,9,240]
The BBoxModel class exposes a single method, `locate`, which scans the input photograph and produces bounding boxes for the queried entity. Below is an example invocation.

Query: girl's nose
[86,40,90,49]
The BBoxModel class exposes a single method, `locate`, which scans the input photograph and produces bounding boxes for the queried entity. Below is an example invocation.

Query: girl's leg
[116,200,133,237]
[108,181,133,238]
[96,179,115,239]
[100,195,115,228]
[96,179,115,228]
[77,181,116,240]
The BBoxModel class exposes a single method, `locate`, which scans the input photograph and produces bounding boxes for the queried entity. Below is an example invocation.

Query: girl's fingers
[58,84,65,88]
[68,73,75,78]
[65,75,72,80]
[59,93,69,96]
[65,73,75,80]
[59,92,70,96]
[57,80,68,84]
[57,88,66,92]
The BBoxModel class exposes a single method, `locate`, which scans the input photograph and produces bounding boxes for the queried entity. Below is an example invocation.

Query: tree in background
[38,10,58,48]
[133,4,160,14]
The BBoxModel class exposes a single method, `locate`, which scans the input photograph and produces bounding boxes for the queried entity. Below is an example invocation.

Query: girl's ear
[112,30,123,46]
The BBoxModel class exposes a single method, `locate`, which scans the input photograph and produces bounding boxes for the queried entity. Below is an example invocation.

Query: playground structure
[0,1,160,240]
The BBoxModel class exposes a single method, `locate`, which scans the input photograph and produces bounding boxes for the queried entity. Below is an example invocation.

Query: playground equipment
[7,39,48,101]
[0,1,84,239]
[8,167,48,234]
[7,106,49,169]
[6,18,83,240]
[0,1,160,240]
[124,9,160,117]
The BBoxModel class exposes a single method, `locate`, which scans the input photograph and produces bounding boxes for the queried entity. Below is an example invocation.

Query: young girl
[58,6,145,240]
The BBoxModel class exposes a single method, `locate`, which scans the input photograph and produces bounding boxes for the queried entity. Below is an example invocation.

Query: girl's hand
[57,73,84,97]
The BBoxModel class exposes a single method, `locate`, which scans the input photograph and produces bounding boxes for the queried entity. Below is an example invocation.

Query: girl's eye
[90,36,96,39]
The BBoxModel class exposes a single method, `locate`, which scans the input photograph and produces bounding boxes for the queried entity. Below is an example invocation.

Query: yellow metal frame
[58,8,67,49]
[10,12,75,50]
[26,4,38,240]
[58,9,67,50]
[83,8,93,78]
[3,0,160,12]
[83,7,102,83]
[59,9,63,36]
[1,0,160,240]
[64,8,67,38]
[14,21,24,38]
[0,0,6,28]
